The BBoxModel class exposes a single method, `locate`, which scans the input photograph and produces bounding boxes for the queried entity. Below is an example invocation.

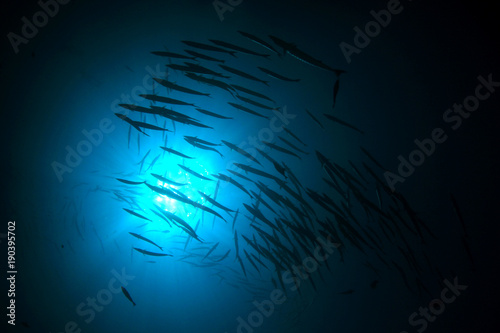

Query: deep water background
[1,0,499,332]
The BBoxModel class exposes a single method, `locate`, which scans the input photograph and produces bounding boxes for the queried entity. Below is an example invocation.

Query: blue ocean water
[1,1,499,332]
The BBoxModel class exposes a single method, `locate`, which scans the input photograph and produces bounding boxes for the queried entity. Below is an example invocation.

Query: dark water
[1,1,499,332]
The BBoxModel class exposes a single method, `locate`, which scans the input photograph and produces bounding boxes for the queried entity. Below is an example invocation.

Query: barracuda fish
[184,50,225,63]
[211,173,253,198]
[129,232,163,251]
[115,113,149,136]
[227,169,252,182]
[182,40,237,57]
[305,109,324,129]
[255,148,286,178]
[150,173,187,186]
[123,208,151,222]
[195,108,233,119]
[235,94,277,111]
[278,136,308,155]
[187,141,224,158]
[257,67,300,82]
[185,73,236,96]
[230,84,275,102]
[269,35,346,75]
[121,286,136,306]
[133,247,173,257]
[153,78,210,96]
[159,146,194,159]
[184,62,230,78]
[209,39,270,58]
[221,140,262,165]
[227,102,269,120]
[140,94,196,106]
[202,242,220,261]
[234,163,279,182]
[324,113,364,135]
[178,164,213,181]
[262,141,301,160]
[237,31,279,55]
[219,64,269,86]
[116,178,145,185]
[184,136,221,146]
[198,191,235,213]
[151,51,196,60]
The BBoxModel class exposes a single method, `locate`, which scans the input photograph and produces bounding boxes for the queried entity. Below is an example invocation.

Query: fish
[184,136,221,147]
[129,232,163,251]
[227,102,269,119]
[306,109,324,129]
[324,113,364,135]
[231,84,275,102]
[153,78,210,96]
[178,164,213,181]
[234,163,279,182]
[184,62,230,78]
[278,136,308,155]
[182,40,237,57]
[227,169,252,182]
[283,127,307,147]
[219,64,269,86]
[202,242,220,261]
[235,94,277,111]
[262,141,301,160]
[133,248,173,257]
[195,108,232,119]
[116,178,145,185]
[123,208,151,222]
[187,140,224,157]
[213,249,231,262]
[360,146,387,170]
[332,77,340,109]
[184,73,236,96]
[257,67,300,82]
[209,39,270,58]
[198,191,235,213]
[151,51,196,60]
[221,140,262,165]
[237,31,279,55]
[184,49,225,63]
[269,35,346,75]
[159,146,194,159]
[121,286,136,306]
[139,94,196,106]
[211,173,253,198]
[150,173,188,187]
[232,208,239,232]
[115,113,149,136]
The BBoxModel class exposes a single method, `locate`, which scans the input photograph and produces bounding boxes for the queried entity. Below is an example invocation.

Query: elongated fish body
[159,146,194,159]
[195,108,233,119]
[182,40,237,57]
[221,140,262,165]
[257,67,300,82]
[227,102,269,120]
[231,84,275,102]
[129,232,163,251]
[123,208,151,221]
[235,95,276,111]
[140,94,195,106]
[150,173,188,186]
[121,286,136,306]
[238,31,279,55]
[219,64,269,86]
[151,51,195,60]
[133,247,172,257]
[324,113,364,135]
[185,49,225,63]
[209,39,270,58]
[178,164,213,181]
[153,78,210,96]
[116,178,145,185]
